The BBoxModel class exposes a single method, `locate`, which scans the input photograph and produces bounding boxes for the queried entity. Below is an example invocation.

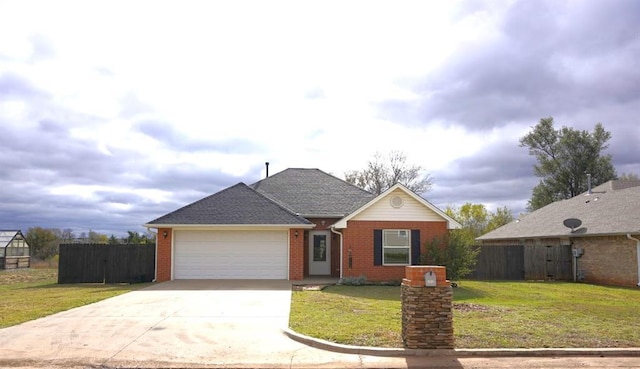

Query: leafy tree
[108,235,120,244]
[345,151,432,195]
[124,231,155,244]
[447,203,488,243]
[486,206,515,233]
[519,117,616,211]
[421,232,479,281]
[88,230,109,244]
[420,203,514,280]
[25,227,59,260]
[446,204,514,238]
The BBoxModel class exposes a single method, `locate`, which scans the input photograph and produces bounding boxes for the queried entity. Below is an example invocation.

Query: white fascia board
[143,224,315,230]
[333,183,462,229]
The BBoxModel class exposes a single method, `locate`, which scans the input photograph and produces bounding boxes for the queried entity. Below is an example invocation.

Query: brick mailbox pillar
[401,266,454,349]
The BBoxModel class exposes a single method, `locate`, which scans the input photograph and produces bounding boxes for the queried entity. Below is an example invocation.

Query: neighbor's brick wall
[573,235,638,287]
[342,220,448,281]
[289,228,305,280]
[156,228,172,282]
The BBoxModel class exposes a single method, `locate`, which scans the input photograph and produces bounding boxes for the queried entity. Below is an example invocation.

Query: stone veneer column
[401,266,454,349]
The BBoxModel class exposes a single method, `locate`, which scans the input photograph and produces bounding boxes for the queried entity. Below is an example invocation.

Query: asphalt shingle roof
[250,168,375,217]
[146,183,312,226]
[478,180,640,241]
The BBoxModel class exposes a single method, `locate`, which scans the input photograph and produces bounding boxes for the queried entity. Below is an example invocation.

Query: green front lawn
[289,281,640,348]
[0,268,147,328]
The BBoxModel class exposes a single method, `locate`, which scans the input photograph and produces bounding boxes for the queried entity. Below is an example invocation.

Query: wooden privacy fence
[469,244,572,281]
[58,243,155,284]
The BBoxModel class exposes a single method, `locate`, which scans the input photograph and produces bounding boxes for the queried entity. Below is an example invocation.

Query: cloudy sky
[1,0,639,236]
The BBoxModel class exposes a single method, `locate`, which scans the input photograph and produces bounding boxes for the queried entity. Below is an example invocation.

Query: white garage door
[173,230,288,279]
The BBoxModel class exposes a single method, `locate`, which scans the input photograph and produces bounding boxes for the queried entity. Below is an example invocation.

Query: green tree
[124,231,155,244]
[88,230,108,244]
[345,151,433,195]
[421,232,479,281]
[486,206,515,233]
[446,203,488,243]
[420,203,514,280]
[519,117,617,211]
[25,227,59,260]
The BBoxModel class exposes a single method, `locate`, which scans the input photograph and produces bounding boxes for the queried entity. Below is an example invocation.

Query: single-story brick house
[144,168,460,282]
[477,180,640,287]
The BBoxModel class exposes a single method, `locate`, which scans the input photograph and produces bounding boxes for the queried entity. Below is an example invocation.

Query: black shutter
[373,229,383,266]
[411,230,421,265]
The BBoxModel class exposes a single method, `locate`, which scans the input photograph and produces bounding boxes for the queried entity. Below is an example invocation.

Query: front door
[308,230,331,275]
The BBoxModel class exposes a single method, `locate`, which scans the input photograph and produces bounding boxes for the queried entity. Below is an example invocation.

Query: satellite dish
[563,218,582,232]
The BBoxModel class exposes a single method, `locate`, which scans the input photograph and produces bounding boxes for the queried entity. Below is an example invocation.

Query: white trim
[287,230,291,280]
[333,183,462,229]
[330,227,343,279]
[154,233,158,282]
[144,224,314,230]
[382,229,411,266]
[308,230,332,275]
[170,230,175,280]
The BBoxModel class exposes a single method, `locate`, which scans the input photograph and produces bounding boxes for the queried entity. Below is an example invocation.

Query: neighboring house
[0,230,30,269]
[144,168,460,282]
[477,180,640,287]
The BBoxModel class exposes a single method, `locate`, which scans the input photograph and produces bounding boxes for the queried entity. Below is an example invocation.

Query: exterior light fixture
[294,230,299,238]
[163,231,168,239]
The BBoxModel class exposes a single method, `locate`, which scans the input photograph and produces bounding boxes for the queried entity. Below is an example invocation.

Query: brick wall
[289,228,305,280]
[573,235,638,287]
[156,227,172,282]
[342,220,448,281]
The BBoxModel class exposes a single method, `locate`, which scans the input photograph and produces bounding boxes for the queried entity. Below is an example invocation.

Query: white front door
[309,230,331,275]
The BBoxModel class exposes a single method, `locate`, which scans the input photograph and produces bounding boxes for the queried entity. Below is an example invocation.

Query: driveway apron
[0,280,362,368]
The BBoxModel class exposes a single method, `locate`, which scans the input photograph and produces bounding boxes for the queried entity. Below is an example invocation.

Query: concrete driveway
[0,280,364,368]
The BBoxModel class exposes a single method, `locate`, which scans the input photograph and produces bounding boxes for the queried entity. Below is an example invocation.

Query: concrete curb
[282,328,640,358]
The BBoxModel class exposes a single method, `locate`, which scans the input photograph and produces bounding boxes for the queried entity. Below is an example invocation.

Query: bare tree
[345,151,432,195]
[619,172,640,180]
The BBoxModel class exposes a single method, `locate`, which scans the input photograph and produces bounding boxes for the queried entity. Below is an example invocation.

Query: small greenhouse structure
[0,230,30,269]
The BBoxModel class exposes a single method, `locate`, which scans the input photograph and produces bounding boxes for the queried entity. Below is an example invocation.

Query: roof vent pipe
[587,173,592,194]
[265,162,270,178]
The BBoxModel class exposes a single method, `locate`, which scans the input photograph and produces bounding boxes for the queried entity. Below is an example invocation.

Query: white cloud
[1,0,638,234]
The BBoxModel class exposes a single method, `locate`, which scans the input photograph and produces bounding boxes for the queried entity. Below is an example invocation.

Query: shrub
[339,275,367,286]
[420,231,479,281]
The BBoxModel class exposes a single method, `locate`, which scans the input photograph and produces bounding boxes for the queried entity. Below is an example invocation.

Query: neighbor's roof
[0,230,26,247]
[251,168,375,217]
[145,183,312,226]
[477,180,640,241]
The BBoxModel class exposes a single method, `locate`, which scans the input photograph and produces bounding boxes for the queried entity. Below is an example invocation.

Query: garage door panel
[174,230,288,279]
[175,230,287,243]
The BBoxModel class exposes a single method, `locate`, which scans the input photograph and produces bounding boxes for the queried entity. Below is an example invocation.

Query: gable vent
[390,196,404,208]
